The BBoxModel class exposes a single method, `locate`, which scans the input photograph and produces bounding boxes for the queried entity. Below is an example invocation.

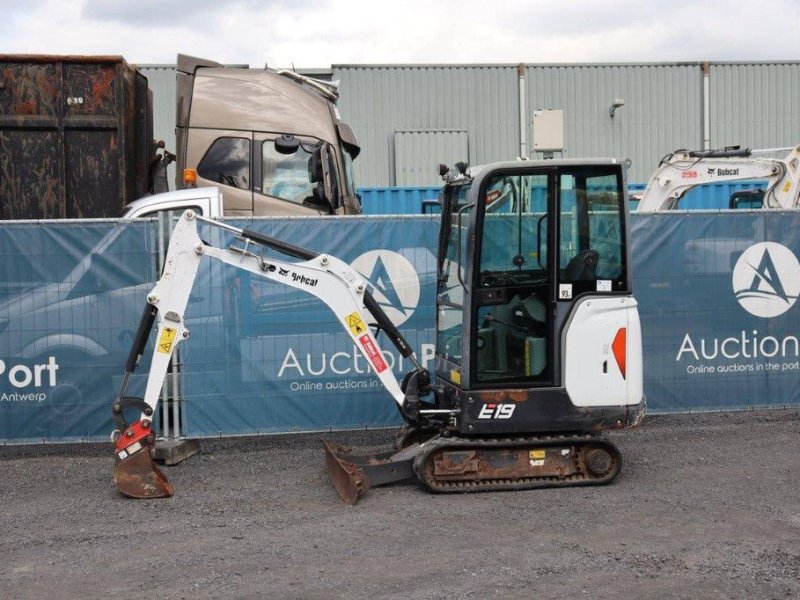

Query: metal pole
[171,349,181,439]
[157,212,170,439]
[168,211,182,440]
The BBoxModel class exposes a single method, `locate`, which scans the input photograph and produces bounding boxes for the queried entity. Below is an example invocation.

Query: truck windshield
[262,142,315,203]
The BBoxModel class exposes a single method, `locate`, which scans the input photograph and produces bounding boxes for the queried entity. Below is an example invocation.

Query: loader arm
[112,210,429,498]
[636,145,800,211]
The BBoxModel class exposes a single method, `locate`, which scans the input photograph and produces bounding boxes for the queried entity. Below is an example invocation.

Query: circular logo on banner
[350,251,421,326]
[732,242,800,318]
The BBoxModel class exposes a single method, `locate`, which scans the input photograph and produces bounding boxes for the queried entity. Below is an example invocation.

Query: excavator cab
[433,160,643,437]
[327,160,645,502]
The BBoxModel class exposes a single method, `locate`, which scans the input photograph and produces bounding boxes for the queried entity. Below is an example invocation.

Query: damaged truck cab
[176,54,362,217]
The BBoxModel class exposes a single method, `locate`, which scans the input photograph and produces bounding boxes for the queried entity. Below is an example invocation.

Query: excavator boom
[112,211,432,499]
[636,145,800,211]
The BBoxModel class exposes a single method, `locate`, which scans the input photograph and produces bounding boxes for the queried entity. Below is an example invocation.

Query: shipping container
[0,55,153,219]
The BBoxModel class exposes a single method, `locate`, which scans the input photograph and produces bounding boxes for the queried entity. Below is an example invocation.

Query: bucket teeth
[114,445,174,499]
[323,441,365,505]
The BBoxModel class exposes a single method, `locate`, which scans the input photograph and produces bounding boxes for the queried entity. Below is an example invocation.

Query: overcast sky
[1,0,798,68]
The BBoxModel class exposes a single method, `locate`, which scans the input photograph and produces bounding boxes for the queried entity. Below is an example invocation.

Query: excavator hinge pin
[142,419,151,428]
[183,330,190,338]
[320,255,329,266]
[126,429,134,437]
[195,244,204,255]
[147,294,158,304]
[356,283,365,293]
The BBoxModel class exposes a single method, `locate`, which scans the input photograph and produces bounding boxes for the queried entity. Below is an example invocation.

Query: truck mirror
[305,145,337,212]
[275,134,300,155]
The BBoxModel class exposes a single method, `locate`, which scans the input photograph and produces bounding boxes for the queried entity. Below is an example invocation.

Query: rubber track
[414,433,622,494]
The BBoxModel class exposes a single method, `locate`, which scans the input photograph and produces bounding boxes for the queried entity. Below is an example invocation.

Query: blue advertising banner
[2,210,800,442]
[0,220,157,442]
[633,211,800,411]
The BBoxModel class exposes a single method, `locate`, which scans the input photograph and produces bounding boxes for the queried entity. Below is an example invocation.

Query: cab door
[469,168,556,388]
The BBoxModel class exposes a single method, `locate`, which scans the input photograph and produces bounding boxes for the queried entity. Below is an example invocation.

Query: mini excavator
[112,159,645,503]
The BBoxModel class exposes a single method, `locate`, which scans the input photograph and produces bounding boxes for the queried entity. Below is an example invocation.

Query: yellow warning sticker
[450,370,461,385]
[344,311,368,336]
[157,327,177,354]
[529,449,546,460]
[784,181,792,193]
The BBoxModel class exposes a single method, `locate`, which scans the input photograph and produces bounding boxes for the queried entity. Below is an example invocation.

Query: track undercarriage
[323,431,621,505]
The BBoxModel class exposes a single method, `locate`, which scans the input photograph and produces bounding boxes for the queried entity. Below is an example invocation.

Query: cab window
[559,169,626,286]
[474,173,550,384]
[435,183,473,367]
[261,141,315,204]
[197,137,250,190]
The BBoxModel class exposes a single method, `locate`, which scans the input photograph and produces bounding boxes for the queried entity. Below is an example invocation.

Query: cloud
[81,0,314,28]
[0,0,797,66]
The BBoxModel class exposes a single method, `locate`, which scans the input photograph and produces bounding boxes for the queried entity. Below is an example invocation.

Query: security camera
[609,98,626,118]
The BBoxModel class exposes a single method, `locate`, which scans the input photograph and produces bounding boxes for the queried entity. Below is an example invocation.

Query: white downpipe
[518,64,527,159]
[703,62,711,150]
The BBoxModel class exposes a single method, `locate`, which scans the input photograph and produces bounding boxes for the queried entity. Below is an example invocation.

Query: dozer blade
[323,439,418,505]
[114,445,174,499]
[323,441,365,505]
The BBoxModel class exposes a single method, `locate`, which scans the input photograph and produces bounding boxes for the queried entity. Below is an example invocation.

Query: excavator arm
[636,145,800,211]
[112,210,431,499]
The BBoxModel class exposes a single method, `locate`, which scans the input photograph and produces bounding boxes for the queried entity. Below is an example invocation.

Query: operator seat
[563,249,599,281]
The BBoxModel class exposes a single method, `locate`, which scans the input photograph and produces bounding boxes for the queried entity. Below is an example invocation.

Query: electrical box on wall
[532,109,564,153]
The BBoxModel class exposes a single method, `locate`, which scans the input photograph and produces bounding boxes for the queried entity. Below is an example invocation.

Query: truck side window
[261,141,314,204]
[197,137,250,190]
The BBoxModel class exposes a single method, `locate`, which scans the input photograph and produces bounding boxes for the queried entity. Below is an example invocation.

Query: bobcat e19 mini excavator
[111,159,645,503]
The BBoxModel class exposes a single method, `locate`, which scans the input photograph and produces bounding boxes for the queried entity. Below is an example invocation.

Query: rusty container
[0,55,153,219]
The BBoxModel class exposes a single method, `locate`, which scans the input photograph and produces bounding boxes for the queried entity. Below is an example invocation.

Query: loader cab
[435,160,631,394]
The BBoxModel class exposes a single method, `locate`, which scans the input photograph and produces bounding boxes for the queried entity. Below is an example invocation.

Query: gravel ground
[1,409,799,599]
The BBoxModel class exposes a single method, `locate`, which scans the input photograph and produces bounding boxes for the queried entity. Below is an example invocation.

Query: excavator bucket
[114,445,174,499]
[323,440,417,505]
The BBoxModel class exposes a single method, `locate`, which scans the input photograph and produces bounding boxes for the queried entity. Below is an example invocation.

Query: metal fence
[2,210,800,443]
